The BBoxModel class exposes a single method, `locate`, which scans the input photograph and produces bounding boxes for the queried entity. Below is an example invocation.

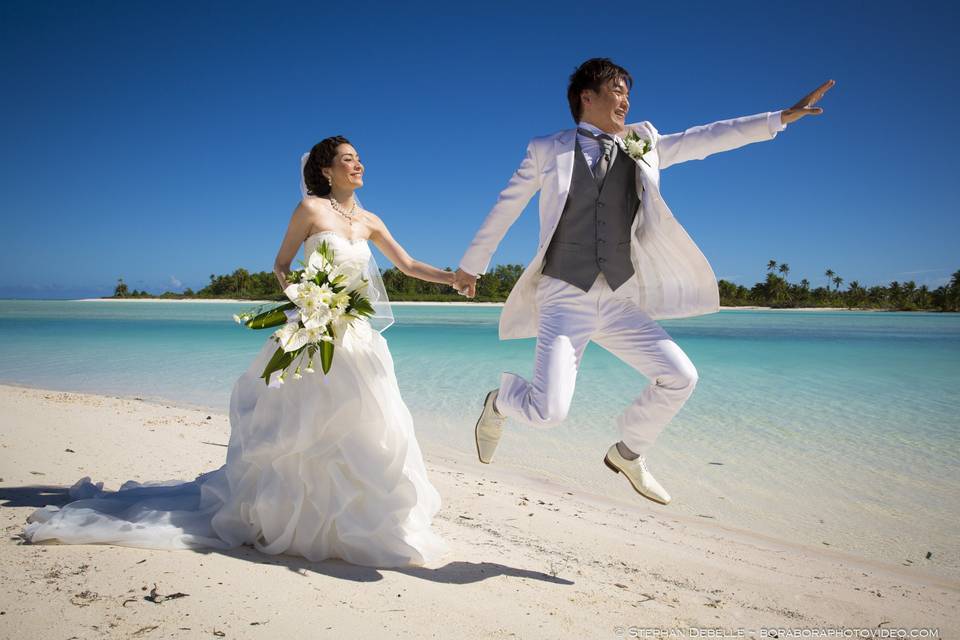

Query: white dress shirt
[577,110,787,170]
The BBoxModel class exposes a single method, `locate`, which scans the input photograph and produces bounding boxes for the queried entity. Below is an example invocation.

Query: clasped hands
[452,268,478,298]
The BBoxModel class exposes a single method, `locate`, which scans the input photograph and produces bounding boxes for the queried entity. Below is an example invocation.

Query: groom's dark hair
[567,58,633,122]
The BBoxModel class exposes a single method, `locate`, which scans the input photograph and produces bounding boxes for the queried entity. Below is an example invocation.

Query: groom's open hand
[453,268,478,298]
[781,79,835,125]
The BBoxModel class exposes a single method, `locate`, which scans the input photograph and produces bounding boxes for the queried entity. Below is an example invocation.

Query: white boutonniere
[621,130,652,167]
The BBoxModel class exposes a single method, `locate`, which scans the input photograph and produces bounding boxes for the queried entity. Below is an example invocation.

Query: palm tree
[233,268,249,298]
[901,280,918,310]
[778,263,790,280]
[950,269,960,291]
[917,284,931,309]
[832,275,843,292]
[800,278,810,290]
[944,271,960,312]
[848,280,863,307]
[767,260,778,273]
[888,281,902,308]
[825,269,835,290]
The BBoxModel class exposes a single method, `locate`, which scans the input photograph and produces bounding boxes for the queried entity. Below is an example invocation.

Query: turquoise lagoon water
[0,300,957,580]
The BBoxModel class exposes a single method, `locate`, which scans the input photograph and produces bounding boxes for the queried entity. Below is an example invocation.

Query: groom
[453,58,832,504]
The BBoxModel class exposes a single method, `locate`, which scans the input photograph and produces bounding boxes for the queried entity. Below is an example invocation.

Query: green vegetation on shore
[110,262,960,312]
[720,261,960,311]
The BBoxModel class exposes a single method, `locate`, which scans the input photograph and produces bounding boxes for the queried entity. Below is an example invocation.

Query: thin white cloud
[893,267,948,276]
[169,275,183,289]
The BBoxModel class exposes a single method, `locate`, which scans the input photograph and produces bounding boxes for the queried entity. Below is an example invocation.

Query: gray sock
[616,441,640,460]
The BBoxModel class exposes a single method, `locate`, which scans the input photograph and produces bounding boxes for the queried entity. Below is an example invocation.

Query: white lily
[326,259,365,290]
[283,280,323,308]
[332,290,351,311]
[296,287,331,321]
[310,326,334,343]
[302,304,332,330]
[315,283,334,306]
[330,312,357,344]
[346,276,370,297]
[275,321,308,352]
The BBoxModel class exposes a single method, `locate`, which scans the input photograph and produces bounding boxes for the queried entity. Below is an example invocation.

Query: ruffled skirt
[22,320,450,568]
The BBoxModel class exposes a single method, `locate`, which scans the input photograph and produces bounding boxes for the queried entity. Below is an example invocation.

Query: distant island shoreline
[87,260,960,313]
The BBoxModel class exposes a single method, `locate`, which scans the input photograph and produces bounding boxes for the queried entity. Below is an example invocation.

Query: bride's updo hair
[303,135,352,197]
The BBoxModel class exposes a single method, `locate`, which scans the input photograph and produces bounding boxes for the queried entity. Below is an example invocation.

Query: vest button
[597,202,605,207]
[599,257,606,263]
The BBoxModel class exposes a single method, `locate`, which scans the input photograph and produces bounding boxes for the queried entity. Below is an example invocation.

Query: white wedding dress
[22,230,450,568]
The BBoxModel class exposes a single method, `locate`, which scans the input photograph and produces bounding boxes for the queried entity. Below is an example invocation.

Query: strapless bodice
[303,230,371,264]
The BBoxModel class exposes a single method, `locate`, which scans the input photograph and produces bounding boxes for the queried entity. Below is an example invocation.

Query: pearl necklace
[328,195,358,225]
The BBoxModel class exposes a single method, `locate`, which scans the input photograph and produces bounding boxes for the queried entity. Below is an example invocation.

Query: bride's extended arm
[368,213,456,287]
[273,202,312,290]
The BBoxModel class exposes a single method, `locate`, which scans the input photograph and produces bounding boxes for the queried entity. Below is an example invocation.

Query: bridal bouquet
[233,239,375,385]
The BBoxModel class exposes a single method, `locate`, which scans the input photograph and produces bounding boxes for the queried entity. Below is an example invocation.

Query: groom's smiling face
[580,77,631,134]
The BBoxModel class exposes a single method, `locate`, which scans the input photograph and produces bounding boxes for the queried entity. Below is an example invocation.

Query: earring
[326,174,332,186]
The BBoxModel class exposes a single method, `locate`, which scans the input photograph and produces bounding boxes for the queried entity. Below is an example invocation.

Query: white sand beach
[1,383,956,637]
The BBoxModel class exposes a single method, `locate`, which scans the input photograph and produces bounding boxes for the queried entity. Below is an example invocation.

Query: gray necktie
[577,127,615,187]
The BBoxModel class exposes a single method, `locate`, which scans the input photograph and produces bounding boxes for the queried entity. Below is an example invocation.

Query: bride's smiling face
[322,144,364,191]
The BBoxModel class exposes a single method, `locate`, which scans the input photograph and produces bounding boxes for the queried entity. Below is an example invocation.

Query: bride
[21,135,456,568]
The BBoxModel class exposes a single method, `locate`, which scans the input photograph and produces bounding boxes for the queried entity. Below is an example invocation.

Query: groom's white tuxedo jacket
[459,111,786,340]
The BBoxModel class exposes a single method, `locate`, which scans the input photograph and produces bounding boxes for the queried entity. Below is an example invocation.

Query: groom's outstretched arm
[654,110,786,170]
[654,79,835,169]
[458,139,542,278]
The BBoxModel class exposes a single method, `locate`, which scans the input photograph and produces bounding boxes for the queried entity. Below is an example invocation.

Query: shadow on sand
[1,483,576,587]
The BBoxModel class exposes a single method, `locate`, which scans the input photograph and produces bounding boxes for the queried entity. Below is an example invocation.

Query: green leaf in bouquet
[285,264,305,284]
[348,288,375,317]
[243,301,297,329]
[259,343,298,385]
[319,340,334,374]
[318,240,334,264]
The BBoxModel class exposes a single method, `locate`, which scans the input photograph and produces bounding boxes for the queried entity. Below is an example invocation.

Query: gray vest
[541,138,640,292]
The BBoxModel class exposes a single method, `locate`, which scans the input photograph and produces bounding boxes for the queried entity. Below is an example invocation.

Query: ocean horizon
[1,299,957,581]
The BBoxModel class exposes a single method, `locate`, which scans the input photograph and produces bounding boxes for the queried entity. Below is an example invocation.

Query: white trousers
[496,272,699,457]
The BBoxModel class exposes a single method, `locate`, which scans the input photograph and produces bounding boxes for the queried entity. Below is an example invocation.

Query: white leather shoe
[474,389,506,464]
[603,444,671,505]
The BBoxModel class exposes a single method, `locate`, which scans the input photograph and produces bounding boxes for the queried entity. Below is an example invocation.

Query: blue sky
[1,0,957,298]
